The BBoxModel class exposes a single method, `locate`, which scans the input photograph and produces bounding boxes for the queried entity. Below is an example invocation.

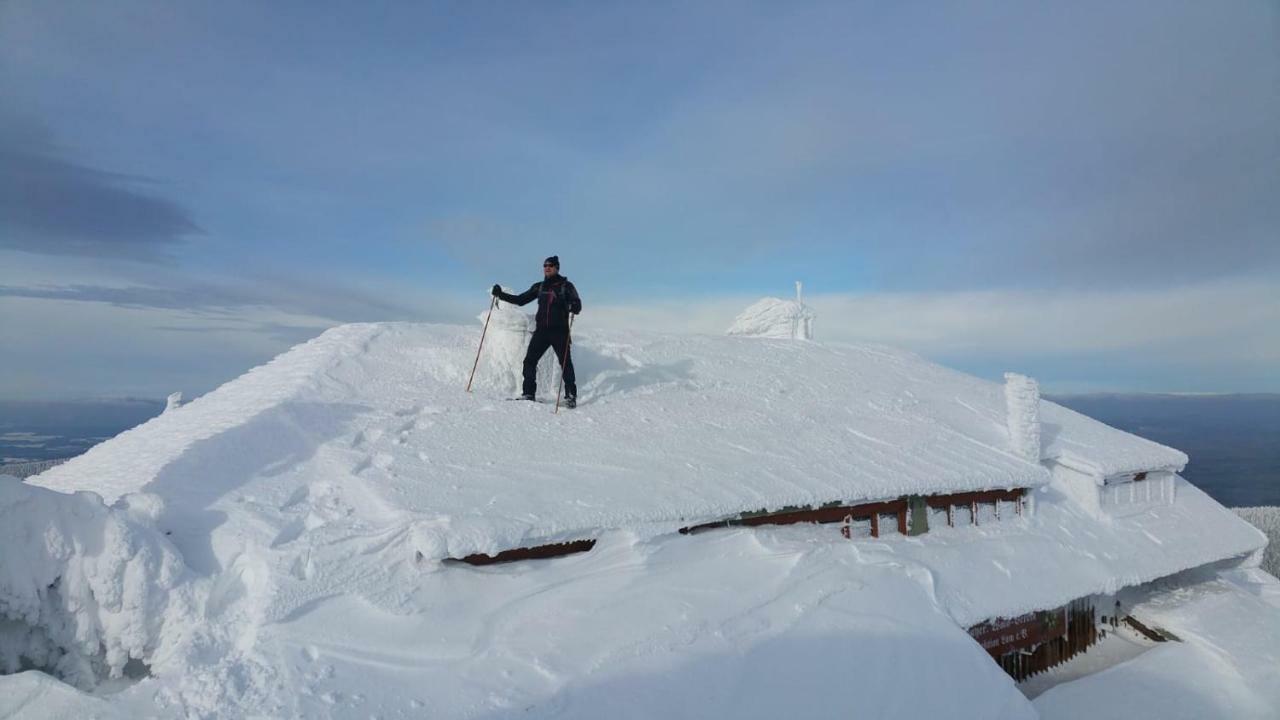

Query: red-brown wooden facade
[449,488,1028,564]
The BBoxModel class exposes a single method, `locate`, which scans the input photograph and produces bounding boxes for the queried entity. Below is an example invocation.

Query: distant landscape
[3,394,1278,507]
[0,399,162,465]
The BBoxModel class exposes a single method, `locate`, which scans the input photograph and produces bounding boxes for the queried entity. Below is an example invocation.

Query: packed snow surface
[4,319,1271,718]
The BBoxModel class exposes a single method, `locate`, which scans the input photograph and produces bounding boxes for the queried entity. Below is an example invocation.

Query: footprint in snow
[281,484,309,510]
[290,552,316,580]
[271,518,308,548]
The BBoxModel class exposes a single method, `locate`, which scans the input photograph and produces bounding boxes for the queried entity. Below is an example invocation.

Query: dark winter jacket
[496,275,581,332]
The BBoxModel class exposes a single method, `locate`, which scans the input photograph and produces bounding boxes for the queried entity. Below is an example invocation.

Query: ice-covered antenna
[795,281,803,305]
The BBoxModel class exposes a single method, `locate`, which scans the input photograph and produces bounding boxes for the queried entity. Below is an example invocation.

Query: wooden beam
[1123,615,1169,643]
[924,488,1025,509]
[453,539,596,566]
[678,488,1027,536]
[679,500,908,535]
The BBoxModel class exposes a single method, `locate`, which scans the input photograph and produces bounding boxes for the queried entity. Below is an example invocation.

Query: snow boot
[521,393,536,402]
[563,395,576,409]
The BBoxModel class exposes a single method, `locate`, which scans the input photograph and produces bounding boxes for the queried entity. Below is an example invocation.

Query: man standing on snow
[492,256,582,407]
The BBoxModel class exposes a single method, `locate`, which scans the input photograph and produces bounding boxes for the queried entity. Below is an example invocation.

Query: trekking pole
[466,296,498,393]
[554,313,575,414]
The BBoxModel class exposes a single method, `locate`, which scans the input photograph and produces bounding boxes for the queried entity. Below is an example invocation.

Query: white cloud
[587,280,1280,392]
[810,282,1279,359]
[4,278,1275,399]
[0,296,332,400]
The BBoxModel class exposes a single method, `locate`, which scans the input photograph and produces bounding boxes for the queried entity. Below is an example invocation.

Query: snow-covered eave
[433,476,1267,637]
[1044,451,1186,482]
[431,469,1051,561]
[1100,467,1184,486]
[941,478,1266,628]
[1038,401,1190,481]
[952,545,1264,631]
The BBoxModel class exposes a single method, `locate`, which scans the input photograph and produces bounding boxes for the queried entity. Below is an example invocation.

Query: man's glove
[491,284,502,297]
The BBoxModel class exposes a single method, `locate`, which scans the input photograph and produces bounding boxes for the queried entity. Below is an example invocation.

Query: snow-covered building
[2,305,1276,719]
[726,296,816,340]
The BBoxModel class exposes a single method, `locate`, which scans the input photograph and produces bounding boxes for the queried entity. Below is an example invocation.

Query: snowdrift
[3,319,1272,718]
[0,483,189,689]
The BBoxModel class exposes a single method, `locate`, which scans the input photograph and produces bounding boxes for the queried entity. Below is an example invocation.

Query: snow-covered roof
[33,322,1048,558]
[1040,401,1188,477]
[33,321,1190,562]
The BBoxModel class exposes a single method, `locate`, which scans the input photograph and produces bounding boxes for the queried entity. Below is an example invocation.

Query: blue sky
[1,0,1277,399]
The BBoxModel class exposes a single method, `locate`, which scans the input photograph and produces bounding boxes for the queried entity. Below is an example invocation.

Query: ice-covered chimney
[1004,373,1041,463]
[475,290,547,394]
[163,392,183,414]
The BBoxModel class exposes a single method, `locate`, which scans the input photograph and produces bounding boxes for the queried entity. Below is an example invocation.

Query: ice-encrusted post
[1004,373,1041,463]
[163,392,183,414]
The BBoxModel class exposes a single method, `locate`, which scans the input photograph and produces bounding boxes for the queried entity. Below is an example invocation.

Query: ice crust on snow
[9,319,1274,718]
[726,297,815,339]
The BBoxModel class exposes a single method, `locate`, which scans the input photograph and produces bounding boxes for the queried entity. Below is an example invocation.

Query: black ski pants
[523,330,575,398]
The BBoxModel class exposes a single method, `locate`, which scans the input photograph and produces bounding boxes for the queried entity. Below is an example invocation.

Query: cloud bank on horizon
[0,0,1276,399]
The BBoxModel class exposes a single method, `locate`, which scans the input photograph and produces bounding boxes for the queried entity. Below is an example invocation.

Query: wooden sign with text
[969,607,1067,657]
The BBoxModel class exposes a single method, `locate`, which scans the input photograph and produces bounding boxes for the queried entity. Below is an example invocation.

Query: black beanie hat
[544,255,560,267]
